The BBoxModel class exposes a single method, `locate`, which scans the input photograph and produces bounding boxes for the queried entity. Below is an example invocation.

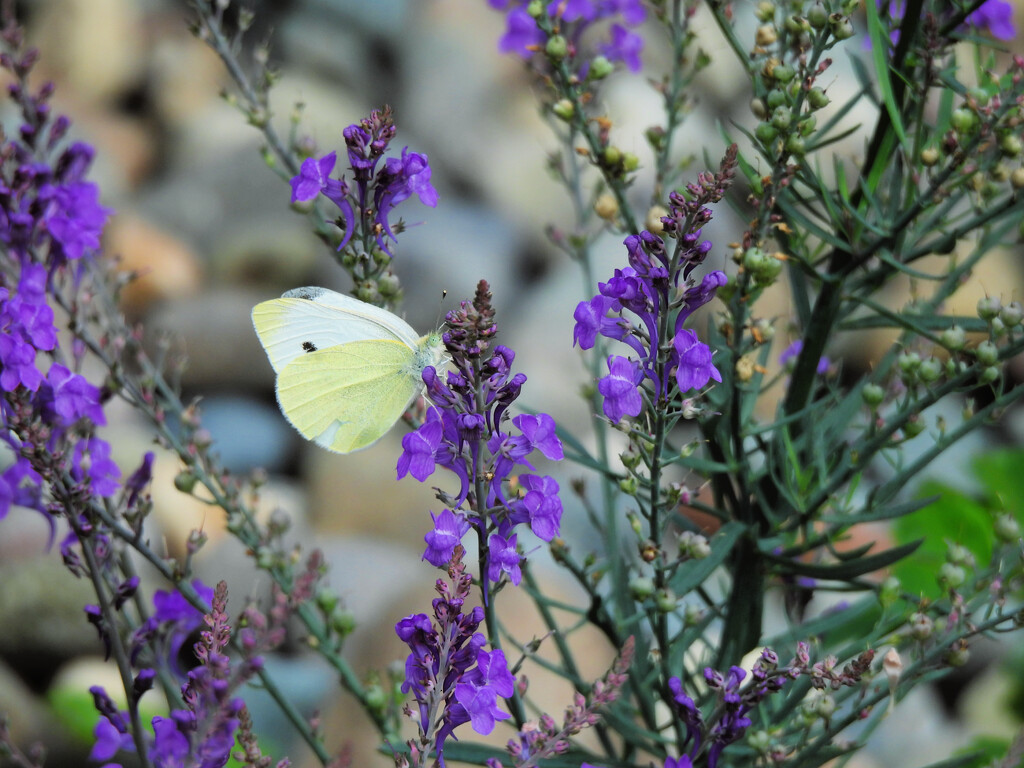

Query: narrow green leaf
[865,0,908,145]
[820,495,939,524]
[766,538,923,580]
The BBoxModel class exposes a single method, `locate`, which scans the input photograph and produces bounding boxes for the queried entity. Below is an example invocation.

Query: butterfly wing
[252,286,420,373]
[275,338,425,453]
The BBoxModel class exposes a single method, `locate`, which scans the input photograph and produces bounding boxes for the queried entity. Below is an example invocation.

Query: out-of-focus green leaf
[767,538,922,580]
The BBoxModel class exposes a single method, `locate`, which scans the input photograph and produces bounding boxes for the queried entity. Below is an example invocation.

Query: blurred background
[2,0,1024,766]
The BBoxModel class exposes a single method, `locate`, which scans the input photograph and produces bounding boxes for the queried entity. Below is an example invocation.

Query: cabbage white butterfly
[252,286,446,453]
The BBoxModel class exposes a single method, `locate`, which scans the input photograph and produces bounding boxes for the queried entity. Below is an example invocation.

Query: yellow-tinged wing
[275,338,424,453]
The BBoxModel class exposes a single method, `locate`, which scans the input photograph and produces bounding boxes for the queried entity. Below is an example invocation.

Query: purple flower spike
[454,648,515,735]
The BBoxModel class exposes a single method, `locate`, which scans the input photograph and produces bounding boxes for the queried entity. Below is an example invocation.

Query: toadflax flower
[574,147,737,424]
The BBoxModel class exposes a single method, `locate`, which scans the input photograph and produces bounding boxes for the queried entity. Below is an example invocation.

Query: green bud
[654,588,677,613]
[364,684,387,712]
[255,547,274,570]
[315,588,339,614]
[939,325,966,351]
[589,55,614,80]
[1000,133,1023,156]
[1012,168,1024,189]
[830,15,854,39]
[174,470,197,493]
[994,513,1020,542]
[766,89,787,109]
[917,357,942,383]
[878,575,901,607]
[950,107,977,134]
[991,316,1007,338]
[755,1,776,22]
[619,476,638,495]
[683,604,703,627]
[807,5,828,28]
[897,351,922,374]
[622,152,640,172]
[526,0,544,17]
[1000,301,1022,327]
[975,340,999,366]
[552,98,575,121]
[946,542,974,567]
[330,607,357,636]
[546,35,569,61]
[807,86,830,109]
[978,295,1002,321]
[945,643,970,668]
[910,612,934,640]
[785,135,806,155]
[603,146,622,166]
[629,576,656,600]
[749,730,772,753]
[816,695,836,718]
[743,247,768,271]
[771,106,792,130]
[799,114,817,137]
[771,63,796,83]
[967,86,990,107]
[862,383,885,407]
[979,365,1001,385]
[938,562,966,590]
[903,414,924,438]
[920,147,940,166]
[755,121,778,143]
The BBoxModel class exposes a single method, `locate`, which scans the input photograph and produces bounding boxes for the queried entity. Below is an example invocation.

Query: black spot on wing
[302,341,317,353]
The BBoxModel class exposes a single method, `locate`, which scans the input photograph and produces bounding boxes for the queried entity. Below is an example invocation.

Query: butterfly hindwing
[275,338,423,453]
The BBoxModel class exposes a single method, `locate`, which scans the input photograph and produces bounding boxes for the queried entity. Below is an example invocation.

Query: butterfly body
[252,287,445,453]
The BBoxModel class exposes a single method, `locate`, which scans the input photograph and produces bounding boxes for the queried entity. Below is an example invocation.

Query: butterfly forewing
[252,287,420,373]
[275,338,424,453]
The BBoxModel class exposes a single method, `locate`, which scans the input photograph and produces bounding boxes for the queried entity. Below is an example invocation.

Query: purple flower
[665,757,693,768]
[512,474,562,541]
[423,509,471,567]
[598,355,643,423]
[498,7,545,56]
[71,437,120,496]
[512,413,563,460]
[149,716,190,766]
[552,0,598,22]
[397,411,444,481]
[573,294,619,349]
[290,151,337,202]
[487,532,522,586]
[453,648,515,735]
[673,329,721,393]
[968,0,1015,39]
[0,458,43,521]
[44,181,112,260]
[0,332,42,391]
[602,24,644,72]
[779,339,829,375]
[40,363,106,426]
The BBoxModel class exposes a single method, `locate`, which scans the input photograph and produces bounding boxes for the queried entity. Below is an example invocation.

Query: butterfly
[252,286,446,453]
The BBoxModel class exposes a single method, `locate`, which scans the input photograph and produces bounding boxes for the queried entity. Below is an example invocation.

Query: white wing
[252,286,420,373]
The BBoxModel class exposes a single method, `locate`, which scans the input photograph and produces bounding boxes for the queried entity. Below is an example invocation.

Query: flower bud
[807,87,830,109]
[755,1,776,22]
[975,340,999,366]
[364,683,387,711]
[830,15,854,39]
[174,470,197,493]
[771,106,792,130]
[816,695,836,718]
[330,606,357,636]
[878,575,901,607]
[1012,168,1024,189]
[917,357,942,383]
[808,5,828,28]
[1001,133,1023,156]
[897,351,922,374]
[1000,301,1022,327]
[903,414,924,438]
[552,99,575,121]
[951,108,977,134]
[619,476,638,495]
[595,193,619,221]
[945,641,970,668]
[589,55,614,80]
[315,588,339,614]
[939,325,966,351]
[799,114,817,137]
[910,612,934,640]
[629,576,656,600]
[755,122,779,143]
[938,563,966,590]
[751,98,768,119]
[920,147,940,166]
[771,63,796,82]
[978,365,1001,385]
[766,89,787,109]
[655,588,677,613]
[994,513,1020,542]
[756,25,778,46]
[546,35,568,61]
[977,295,1002,320]
[785,135,806,155]
[527,0,544,17]
[646,205,668,233]
[946,543,974,567]
[622,152,640,172]
[862,383,885,407]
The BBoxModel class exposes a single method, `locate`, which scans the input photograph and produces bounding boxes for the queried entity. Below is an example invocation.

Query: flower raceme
[289,106,438,255]
[396,281,564,586]
[574,147,738,424]
[487,0,648,73]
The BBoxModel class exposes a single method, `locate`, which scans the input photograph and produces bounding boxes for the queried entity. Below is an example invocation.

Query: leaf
[767,538,923,580]
[820,495,939,524]
[865,0,908,145]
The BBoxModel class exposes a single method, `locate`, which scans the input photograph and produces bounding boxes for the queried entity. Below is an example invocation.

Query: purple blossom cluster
[487,0,648,72]
[574,147,738,424]
[289,106,438,254]
[397,280,564,587]
[871,0,1015,45]
[397,549,516,767]
[90,581,258,768]
[0,33,117,528]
